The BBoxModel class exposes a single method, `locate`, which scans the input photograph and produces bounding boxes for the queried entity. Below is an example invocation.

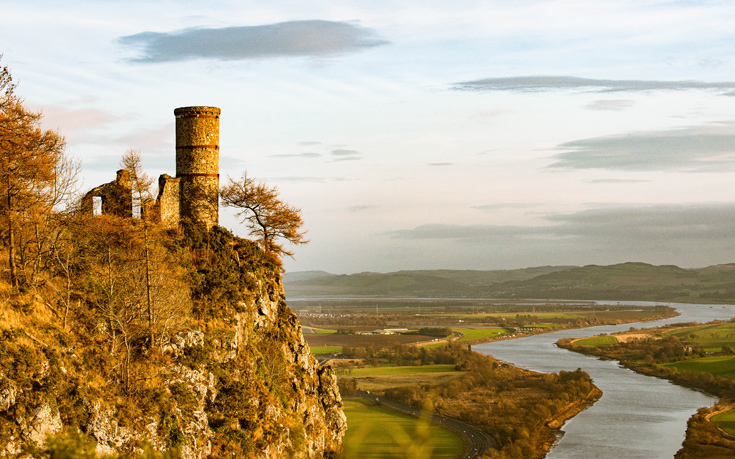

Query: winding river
[475,302,735,459]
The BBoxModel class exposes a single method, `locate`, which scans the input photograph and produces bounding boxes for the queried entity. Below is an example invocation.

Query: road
[356,390,496,459]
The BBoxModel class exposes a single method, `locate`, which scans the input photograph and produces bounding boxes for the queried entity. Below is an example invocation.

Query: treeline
[676,407,735,459]
[341,344,460,367]
[380,347,600,459]
[415,327,452,337]
[558,336,735,398]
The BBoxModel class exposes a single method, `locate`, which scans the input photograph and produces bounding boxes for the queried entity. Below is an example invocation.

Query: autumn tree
[220,172,308,262]
[78,213,190,392]
[0,64,78,288]
[121,149,156,345]
[1,56,15,100]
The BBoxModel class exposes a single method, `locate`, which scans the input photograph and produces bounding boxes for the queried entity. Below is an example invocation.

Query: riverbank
[457,304,678,348]
[557,332,735,457]
[545,386,603,430]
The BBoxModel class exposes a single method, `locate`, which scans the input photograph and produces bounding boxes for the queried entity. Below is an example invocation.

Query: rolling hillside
[284,263,735,303]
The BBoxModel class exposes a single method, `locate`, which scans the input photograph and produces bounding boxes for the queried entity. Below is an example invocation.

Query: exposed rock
[21,403,63,446]
[0,379,17,412]
[87,400,135,455]
[0,231,344,457]
[162,330,206,358]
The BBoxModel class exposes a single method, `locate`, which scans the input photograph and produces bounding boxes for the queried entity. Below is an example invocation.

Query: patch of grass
[574,336,619,347]
[455,328,510,342]
[342,399,464,459]
[351,365,456,376]
[663,322,735,352]
[312,327,338,334]
[712,409,735,436]
[309,346,342,355]
[662,356,735,379]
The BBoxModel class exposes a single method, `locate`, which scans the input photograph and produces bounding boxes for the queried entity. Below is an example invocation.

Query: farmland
[712,409,735,436]
[662,356,735,379]
[344,364,462,392]
[574,335,619,347]
[304,332,437,350]
[294,298,675,356]
[342,399,464,459]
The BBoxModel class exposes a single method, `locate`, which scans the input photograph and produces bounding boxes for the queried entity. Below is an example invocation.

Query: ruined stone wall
[81,169,133,218]
[175,106,220,228]
[156,174,180,229]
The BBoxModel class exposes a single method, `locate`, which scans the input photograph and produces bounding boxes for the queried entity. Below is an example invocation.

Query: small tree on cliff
[220,173,308,262]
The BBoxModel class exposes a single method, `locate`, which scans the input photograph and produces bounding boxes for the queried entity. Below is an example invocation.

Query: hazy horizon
[285,260,735,277]
[3,1,735,273]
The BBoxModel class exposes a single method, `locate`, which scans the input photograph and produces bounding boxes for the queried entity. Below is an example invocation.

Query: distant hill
[283,270,334,283]
[284,263,735,303]
[284,265,573,298]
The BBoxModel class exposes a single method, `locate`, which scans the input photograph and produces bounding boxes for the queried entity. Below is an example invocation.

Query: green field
[351,364,456,376]
[456,328,510,342]
[312,327,338,334]
[421,328,510,348]
[342,399,464,459]
[712,409,735,436]
[663,322,735,352]
[574,336,619,347]
[309,345,342,355]
[662,356,735,379]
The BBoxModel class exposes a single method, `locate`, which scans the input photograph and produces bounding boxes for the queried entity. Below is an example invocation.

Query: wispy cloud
[429,162,454,166]
[453,76,735,94]
[549,122,735,172]
[585,99,635,111]
[119,20,387,63]
[390,204,735,244]
[39,106,120,132]
[115,124,174,152]
[331,149,362,162]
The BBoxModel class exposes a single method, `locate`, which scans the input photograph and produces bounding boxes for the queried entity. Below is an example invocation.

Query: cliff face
[0,226,345,458]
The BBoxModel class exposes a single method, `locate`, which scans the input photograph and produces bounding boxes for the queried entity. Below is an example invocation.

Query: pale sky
[3,1,735,273]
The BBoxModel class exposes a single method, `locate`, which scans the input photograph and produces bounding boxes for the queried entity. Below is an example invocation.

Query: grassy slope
[712,410,735,436]
[664,322,735,352]
[663,356,735,379]
[342,399,464,459]
[310,346,343,355]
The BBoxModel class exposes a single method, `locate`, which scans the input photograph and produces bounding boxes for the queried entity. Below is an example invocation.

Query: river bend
[476,302,735,459]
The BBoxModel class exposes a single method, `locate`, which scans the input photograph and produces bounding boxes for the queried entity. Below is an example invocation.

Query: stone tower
[174,106,220,228]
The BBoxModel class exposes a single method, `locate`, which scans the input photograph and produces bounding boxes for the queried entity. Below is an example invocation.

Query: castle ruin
[84,106,221,229]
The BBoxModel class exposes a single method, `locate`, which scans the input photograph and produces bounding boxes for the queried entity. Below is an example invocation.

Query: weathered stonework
[82,169,132,218]
[174,106,220,229]
[85,106,221,230]
[157,174,181,229]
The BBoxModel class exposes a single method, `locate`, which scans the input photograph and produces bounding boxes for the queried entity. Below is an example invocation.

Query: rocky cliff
[0,224,345,458]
